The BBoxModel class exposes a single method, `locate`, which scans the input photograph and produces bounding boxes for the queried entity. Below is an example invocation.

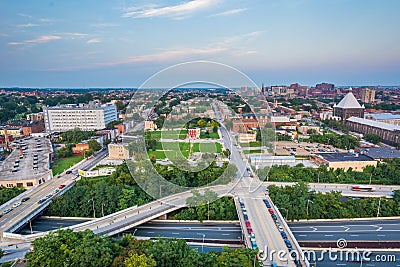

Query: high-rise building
[43,102,117,133]
[361,88,375,103]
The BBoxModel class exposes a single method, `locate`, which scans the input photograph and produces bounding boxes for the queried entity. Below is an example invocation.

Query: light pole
[377,197,382,218]
[133,228,138,236]
[306,199,313,218]
[281,208,289,220]
[197,233,205,252]
[207,201,210,221]
[88,198,95,218]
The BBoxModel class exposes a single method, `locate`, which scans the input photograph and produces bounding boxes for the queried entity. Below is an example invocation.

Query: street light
[88,198,95,218]
[132,228,138,237]
[197,233,205,252]
[376,197,382,218]
[306,199,313,218]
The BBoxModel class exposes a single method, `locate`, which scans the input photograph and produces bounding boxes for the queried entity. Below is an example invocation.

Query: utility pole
[88,198,96,218]
[306,199,313,218]
[207,201,210,221]
[369,172,373,185]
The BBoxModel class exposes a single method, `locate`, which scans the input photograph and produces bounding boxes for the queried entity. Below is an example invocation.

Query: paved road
[0,149,108,239]
[264,182,398,198]
[290,219,400,242]
[126,221,242,240]
[18,218,91,234]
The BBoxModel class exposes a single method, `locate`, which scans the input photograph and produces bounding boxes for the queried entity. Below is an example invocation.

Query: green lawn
[149,130,188,139]
[243,149,263,154]
[240,141,261,147]
[52,155,84,176]
[200,131,220,139]
[148,142,191,159]
[192,142,222,153]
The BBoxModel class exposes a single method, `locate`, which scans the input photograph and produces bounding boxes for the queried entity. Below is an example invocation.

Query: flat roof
[358,147,400,159]
[315,152,375,162]
[365,113,400,121]
[346,117,400,132]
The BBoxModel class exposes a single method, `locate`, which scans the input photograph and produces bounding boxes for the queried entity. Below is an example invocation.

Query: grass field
[243,149,263,154]
[52,155,84,176]
[192,142,222,153]
[149,142,190,159]
[149,130,188,139]
[200,131,219,139]
[240,141,261,148]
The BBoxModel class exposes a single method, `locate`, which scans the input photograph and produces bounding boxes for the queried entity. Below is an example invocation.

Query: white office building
[43,102,117,133]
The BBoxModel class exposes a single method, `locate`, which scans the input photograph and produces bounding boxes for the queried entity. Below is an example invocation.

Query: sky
[0,0,399,88]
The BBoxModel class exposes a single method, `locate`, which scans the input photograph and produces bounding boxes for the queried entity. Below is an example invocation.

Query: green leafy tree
[88,140,102,151]
[364,133,382,144]
[124,252,156,267]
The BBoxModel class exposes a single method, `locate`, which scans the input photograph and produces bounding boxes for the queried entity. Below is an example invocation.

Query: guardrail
[0,185,39,212]
[274,204,310,267]
[233,197,249,248]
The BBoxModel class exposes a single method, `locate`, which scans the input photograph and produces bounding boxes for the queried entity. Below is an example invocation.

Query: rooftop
[365,113,400,121]
[346,116,400,132]
[315,152,375,162]
[335,90,364,109]
[358,147,400,159]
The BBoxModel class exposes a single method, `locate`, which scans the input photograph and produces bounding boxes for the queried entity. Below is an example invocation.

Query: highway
[289,219,400,242]
[0,148,108,239]
[264,182,399,198]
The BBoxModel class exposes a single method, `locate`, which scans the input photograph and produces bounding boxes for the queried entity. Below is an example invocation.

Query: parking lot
[0,136,53,188]
[275,141,346,156]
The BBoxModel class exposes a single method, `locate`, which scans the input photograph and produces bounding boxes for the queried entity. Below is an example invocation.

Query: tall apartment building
[361,88,375,103]
[43,102,117,133]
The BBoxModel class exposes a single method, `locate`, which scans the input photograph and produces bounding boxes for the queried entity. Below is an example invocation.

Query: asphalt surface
[18,218,90,234]
[289,220,400,242]
[0,148,108,239]
[125,221,242,240]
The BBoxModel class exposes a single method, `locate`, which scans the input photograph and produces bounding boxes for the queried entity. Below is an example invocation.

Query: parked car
[271,214,277,220]
[275,220,280,226]
[277,226,284,232]
[285,239,292,248]
[247,227,253,234]
[268,208,274,214]
[21,197,30,202]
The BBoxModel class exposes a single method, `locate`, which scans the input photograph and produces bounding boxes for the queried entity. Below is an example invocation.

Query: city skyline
[0,0,399,87]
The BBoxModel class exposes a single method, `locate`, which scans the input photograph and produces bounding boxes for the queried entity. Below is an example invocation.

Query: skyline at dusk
[0,0,399,87]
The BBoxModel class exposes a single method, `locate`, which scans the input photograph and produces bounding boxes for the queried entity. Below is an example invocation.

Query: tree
[364,133,382,144]
[197,119,207,128]
[124,252,156,267]
[88,140,102,151]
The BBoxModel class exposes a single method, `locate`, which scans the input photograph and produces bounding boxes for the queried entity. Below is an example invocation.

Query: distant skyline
[0,0,399,87]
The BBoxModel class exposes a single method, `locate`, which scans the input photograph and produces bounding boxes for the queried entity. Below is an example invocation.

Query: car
[0,214,3,218]
[66,170,72,174]
[285,239,292,248]
[38,198,46,204]
[271,214,277,220]
[45,194,53,199]
[281,232,287,239]
[13,202,21,208]
[245,220,251,227]
[251,241,258,250]
[21,197,30,202]
[58,184,66,189]
[275,220,280,226]
[242,208,247,212]
[3,208,13,214]
[294,259,302,267]
[54,188,59,193]
[277,226,284,232]
[247,227,253,234]
[265,202,271,208]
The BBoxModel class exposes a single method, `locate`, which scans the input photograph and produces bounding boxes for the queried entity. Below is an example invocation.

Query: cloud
[122,0,218,19]
[222,31,263,45]
[87,38,101,44]
[17,13,33,18]
[8,35,62,45]
[90,23,119,27]
[46,47,226,71]
[210,8,247,17]
[18,23,40,27]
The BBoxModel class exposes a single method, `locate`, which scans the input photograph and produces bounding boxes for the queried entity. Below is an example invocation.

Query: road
[289,219,400,242]
[126,221,242,241]
[264,182,398,198]
[18,217,91,234]
[0,148,108,239]
[214,102,298,267]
